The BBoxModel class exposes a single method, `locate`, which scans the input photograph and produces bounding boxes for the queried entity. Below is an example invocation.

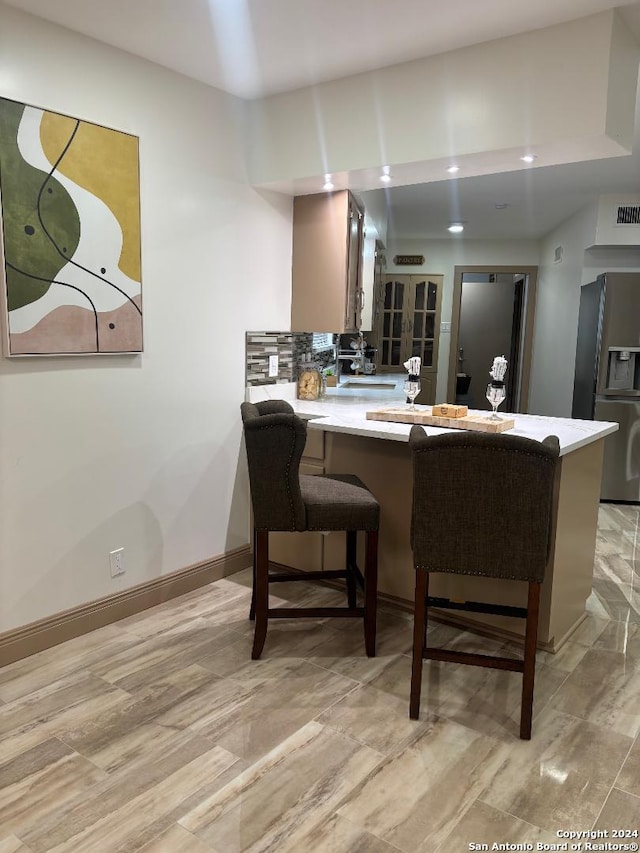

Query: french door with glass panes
[375,274,442,403]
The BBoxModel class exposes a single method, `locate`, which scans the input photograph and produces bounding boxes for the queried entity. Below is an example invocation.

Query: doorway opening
[447,266,538,413]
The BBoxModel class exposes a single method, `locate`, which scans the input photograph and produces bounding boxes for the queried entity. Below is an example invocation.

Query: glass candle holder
[404,379,421,410]
[486,382,506,420]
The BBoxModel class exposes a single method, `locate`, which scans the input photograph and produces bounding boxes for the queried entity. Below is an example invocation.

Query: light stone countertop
[246,374,618,457]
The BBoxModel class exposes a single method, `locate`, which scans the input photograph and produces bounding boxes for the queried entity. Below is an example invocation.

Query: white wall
[0,6,293,633]
[591,194,640,248]
[248,11,636,191]
[530,204,640,417]
[529,206,596,416]
[384,239,540,401]
[583,247,640,284]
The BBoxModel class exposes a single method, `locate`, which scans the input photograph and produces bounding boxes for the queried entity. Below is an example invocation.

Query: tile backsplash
[245,331,337,386]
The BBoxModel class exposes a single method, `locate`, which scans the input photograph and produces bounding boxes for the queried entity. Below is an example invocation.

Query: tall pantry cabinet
[291,190,364,333]
[374,273,443,404]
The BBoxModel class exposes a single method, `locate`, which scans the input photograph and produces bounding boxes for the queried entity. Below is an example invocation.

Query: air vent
[554,245,563,263]
[616,205,640,225]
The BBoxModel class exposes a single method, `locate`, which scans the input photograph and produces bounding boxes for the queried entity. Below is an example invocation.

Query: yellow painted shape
[40,112,141,282]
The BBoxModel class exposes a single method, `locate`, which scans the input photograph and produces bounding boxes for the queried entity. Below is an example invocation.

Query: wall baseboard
[0,545,252,667]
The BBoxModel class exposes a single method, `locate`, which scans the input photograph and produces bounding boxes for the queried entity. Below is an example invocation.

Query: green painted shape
[0,98,81,311]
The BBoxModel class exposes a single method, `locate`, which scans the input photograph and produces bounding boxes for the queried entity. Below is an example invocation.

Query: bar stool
[408,427,560,739]
[241,400,379,660]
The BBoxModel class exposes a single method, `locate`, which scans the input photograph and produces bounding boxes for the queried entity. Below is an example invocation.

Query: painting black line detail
[6,260,100,351]
[35,119,142,316]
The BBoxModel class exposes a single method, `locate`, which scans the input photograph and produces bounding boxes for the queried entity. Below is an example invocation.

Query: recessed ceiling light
[447,165,460,174]
[494,203,509,209]
[448,223,464,233]
[380,173,391,183]
[520,154,537,163]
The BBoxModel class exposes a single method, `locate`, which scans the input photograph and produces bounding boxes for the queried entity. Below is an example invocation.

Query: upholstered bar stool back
[408,427,560,739]
[241,400,379,660]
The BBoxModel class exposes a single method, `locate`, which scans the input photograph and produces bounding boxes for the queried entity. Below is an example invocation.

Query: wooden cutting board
[366,407,515,433]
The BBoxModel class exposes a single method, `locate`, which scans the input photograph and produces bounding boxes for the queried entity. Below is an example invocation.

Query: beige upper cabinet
[291,190,364,333]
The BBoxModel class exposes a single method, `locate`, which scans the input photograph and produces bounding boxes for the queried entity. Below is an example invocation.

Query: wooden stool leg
[410,571,429,720]
[249,527,257,621]
[422,571,429,654]
[364,530,378,657]
[251,531,269,660]
[520,581,541,739]
[346,531,357,609]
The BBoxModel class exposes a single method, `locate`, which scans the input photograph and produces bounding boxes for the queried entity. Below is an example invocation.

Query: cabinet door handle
[360,290,365,310]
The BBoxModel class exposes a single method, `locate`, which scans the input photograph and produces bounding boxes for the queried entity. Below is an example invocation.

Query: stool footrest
[269,567,365,589]
[425,647,524,672]
[268,570,345,583]
[268,607,365,618]
[428,596,528,620]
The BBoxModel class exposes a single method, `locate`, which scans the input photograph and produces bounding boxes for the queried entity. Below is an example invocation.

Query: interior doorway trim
[447,265,538,413]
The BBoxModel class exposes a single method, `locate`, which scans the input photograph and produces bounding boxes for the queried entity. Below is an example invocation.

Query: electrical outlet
[268,354,279,377]
[109,548,126,577]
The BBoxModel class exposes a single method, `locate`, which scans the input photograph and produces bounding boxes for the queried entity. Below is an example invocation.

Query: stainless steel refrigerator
[572,272,640,502]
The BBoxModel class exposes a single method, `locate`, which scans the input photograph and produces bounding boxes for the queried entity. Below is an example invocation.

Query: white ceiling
[373,125,640,240]
[3,0,640,240]
[2,0,638,99]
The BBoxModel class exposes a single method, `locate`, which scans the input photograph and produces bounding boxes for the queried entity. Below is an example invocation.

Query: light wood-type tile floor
[1,505,639,852]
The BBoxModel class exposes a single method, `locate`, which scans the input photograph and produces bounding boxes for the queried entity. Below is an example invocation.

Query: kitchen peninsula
[264,388,618,653]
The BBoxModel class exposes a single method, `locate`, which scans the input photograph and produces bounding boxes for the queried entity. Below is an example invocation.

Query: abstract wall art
[0,98,142,355]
